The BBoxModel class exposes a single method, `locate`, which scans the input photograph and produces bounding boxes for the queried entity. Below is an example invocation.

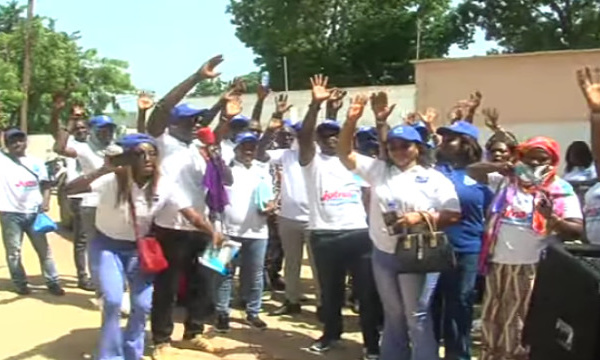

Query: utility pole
[20,0,35,133]
[416,17,422,60]
[283,56,289,92]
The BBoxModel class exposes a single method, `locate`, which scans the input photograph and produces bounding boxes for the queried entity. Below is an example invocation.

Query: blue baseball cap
[170,104,207,123]
[89,115,116,129]
[316,119,341,133]
[3,127,26,141]
[116,133,157,151]
[230,114,251,127]
[387,125,424,144]
[436,120,479,141]
[356,126,377,141]
[234,131,259,147]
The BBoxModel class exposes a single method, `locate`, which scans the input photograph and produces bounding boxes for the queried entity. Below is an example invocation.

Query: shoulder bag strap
[1,150,39,180]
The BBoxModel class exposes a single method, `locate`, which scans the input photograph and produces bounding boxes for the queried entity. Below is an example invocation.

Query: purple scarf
[203,157,229,213]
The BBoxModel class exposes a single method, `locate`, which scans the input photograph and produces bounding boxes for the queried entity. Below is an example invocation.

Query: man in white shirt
[214,132,273,332]
[0,128,64,296]
[297,75,373,354]
[256,107,320,317]
[220,114,250,165]
[53,113,95,291]
[59,115,116,291]
[145,55,227,359]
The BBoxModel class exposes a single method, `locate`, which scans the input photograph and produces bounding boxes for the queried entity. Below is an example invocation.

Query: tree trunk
[19,0,34,133]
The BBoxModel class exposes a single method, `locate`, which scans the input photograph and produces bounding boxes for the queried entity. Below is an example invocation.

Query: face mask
[514,161,553,186]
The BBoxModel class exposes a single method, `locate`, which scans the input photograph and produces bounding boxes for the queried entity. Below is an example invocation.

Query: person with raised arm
[145,55,227,359]
[50,96,95,291]
[576,66,600,245]
[338,94,461,360]
[297,75,377,357]
[255,94,321,315]
[65,133,181,360]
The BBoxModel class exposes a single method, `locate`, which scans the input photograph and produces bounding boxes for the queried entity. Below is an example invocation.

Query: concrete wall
[184,84,416,127]
[414,48,600,155]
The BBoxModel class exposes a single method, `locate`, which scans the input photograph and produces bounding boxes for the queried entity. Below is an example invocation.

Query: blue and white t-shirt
[353,155,460,254]
[0,153,48,213]
[302,153,368,230]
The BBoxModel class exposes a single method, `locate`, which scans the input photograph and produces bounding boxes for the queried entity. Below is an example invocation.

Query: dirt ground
[0,198,367,360]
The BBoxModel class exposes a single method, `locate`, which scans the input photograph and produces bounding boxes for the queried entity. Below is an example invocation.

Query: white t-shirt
[154,132,208,231]
[487,172,505,193]
[65,136,85,199]
[302,153,368,231]
[92,174,184,241]
[584,182,600,245]
[220,139,236,165]
[354,155,461,254]
[223,160,273,239]
[267,149,309,222]
[563,165,597,182]
[72,140,105,207]
[492,182,583,264]
[0,153,48,213]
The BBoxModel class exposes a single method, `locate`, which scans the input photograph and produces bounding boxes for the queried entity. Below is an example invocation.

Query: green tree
[228,0,471,90]
[0,5,135,133]
[189,71,261,97]
[457,0,600,53]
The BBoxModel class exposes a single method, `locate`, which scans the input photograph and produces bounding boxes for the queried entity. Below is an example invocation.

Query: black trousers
[310,229,381,352]
[69,198,88,281]
[265,215,284,280]
[151,226,213,344]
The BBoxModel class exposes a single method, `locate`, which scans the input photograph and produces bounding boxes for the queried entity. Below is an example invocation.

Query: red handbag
[128,194,168,273]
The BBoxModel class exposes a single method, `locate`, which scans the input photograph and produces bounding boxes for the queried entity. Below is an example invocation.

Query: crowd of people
[2,54,600,360]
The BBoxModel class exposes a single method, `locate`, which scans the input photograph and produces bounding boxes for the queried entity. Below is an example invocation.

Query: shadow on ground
[4,328,97,360]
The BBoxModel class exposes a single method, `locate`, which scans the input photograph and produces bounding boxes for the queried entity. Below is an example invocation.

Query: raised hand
[327,89,347,112]
[577,67,600,112]
[137,92,154,110]
[310,74,332,104]
[347,94,368,122]
[482,107,500,130]
[52,93,67,111]
[418,107,438,126]
[274,93,293,115]
[71,104,86,119]
[228,77,247,94]
[199,55,224,79]
[370,91,396,122]
[224,95,242,119]
[257,84,270,101]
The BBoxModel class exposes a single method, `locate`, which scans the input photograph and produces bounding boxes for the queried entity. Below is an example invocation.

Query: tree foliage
[190,71,260,96]
[0,1,135,133]
[457,0,600,53]
[227,0,471,91]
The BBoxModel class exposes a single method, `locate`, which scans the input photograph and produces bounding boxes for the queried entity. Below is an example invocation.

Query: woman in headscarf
[65,133,179,360]
[468,137,583,360]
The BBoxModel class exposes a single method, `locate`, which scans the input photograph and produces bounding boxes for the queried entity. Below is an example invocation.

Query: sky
[14,0,497,109]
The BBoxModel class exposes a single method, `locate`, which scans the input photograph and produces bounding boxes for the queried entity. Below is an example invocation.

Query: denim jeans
[89,232,153,360]
[215,237,267,316]
[372,247,440,360]
[0,211,60,287]
[69,198,90,281]
[432,253,479,360]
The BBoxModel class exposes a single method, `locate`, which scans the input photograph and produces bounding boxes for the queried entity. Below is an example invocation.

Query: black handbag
[394,211,456,273]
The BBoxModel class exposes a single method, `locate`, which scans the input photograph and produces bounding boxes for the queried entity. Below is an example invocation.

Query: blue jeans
[215,237,267,316]
[372,247,440,360]
[89,232,153,360]
[0,212,59,287]
[432,253,479,360]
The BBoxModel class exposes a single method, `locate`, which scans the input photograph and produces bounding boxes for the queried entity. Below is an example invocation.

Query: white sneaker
[121,292,130,317]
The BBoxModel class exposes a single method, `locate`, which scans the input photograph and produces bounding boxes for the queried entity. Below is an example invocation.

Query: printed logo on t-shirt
[415,175,429,183]
[501,205,533,226]
[320,183,361,206]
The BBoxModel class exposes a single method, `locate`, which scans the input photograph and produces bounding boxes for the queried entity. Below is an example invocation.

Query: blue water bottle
[261,71,270,89]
